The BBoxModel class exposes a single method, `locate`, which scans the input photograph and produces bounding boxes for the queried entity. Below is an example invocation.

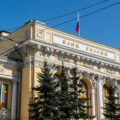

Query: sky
[0,0,120,48]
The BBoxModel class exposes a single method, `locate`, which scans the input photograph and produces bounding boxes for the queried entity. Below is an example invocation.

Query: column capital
[35,45,41,57]
[89,74,97,88]
[82,71,89,78]
[97,75,103,80]
[50,64,61,74]
[78,70,83,76]
[35,44,41,50]
[96,75,104,85]
[25,45,31,57]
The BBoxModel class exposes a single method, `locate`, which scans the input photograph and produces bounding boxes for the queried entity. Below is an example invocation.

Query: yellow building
[0,20,120,120]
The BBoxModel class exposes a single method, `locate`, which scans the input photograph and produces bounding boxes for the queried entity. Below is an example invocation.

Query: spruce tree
[103,85,120,120]
[70,68,95,120]
[29,61,61,120]
[58,62,72,120]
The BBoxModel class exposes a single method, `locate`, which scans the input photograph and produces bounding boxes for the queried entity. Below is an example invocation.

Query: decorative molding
[0,58,18,71]
[83,62,92,69]
[23,53,120,90]
[22,45,120,80]
[27,55,120,80]
[0,68,5,72]
[0,73,19,81]
[36,29,44,39]
[46,32,52,42]
[30,39,120,70]
[106,69,115,74]
[89,74,97,88]
[0,58,17,66]
[53,35,115,60]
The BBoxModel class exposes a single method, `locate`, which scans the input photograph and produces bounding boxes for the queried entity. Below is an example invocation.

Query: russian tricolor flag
[76,12,80,35]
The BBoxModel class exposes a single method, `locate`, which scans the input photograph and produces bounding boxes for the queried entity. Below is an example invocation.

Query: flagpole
[76,12,80,36]
[78,11,80,36]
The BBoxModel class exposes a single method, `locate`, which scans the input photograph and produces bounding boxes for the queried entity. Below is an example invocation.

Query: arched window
[53,74,60,90]
[0,81,8,109]
[79,80,88,111]
[79,80,88,98]
[103,85,111,104]
[53,74,59,83]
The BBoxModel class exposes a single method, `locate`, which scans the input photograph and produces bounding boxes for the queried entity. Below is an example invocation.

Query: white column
[11,80,17,120]
[91,88,95,116]
[97,80,104,120]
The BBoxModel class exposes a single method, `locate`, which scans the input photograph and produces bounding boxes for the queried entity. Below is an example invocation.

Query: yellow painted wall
[20,66,31,120]
[0,22,34,54]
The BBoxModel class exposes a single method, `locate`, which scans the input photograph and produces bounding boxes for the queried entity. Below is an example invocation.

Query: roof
[0,20,119,56]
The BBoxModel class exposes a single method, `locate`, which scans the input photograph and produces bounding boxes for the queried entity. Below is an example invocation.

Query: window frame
[53,74,60,91]
[103,85,111,106]
[79,80,88,112]
[0,81,8,109]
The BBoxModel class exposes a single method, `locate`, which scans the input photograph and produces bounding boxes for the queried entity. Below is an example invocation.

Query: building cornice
[0,73,19,81]
[32,56,120,80]
[0,57,18,65]
[29,39,120,69]
[34,20,120,52]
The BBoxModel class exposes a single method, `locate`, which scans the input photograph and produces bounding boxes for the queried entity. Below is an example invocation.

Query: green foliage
[58,63,73,120]
[29,61,61,120]
[103,85,120,120]
[29,62,95,120]
[70,68,95,120]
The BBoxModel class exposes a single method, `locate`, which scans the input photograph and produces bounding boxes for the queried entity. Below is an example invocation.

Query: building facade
[0,20,120,120]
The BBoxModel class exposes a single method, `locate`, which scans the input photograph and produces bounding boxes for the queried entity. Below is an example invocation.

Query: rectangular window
[0,81,8,109]
[2,84,8,108]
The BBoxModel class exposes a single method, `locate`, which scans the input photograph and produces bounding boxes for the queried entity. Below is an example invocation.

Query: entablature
[33,21,120,63]
[28,39,120,71]
[23,43,120,81]
[0,56,19,78]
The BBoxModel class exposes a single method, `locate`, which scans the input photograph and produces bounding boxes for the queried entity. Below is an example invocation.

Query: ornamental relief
[83,62,93,69]
[106,69,115,74]
[36,29,44,39]
[25,47,120,78]
[45,32,52,42]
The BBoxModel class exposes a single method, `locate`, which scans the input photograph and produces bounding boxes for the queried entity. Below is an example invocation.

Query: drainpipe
[14,45,23,120]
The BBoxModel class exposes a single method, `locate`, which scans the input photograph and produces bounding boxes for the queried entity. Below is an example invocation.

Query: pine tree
[29,61,61,120]
[58,62,73,120]
[103,85,120,120]
[70,68,95,120]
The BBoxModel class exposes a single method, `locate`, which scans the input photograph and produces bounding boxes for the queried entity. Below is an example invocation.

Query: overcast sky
[0,0,120,48]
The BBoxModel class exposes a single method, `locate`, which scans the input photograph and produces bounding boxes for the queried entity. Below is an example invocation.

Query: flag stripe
[76,12,80,34]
